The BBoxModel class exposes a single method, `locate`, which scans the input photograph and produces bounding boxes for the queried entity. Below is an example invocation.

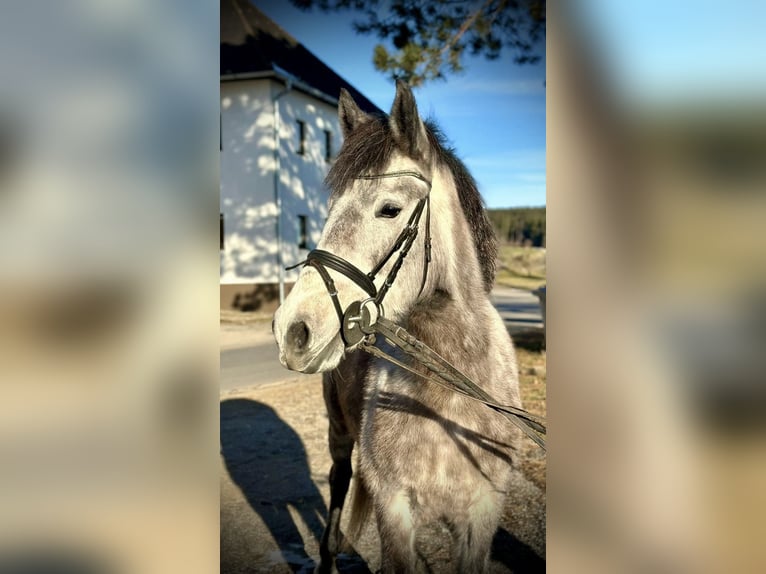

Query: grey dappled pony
[273,81,522,573]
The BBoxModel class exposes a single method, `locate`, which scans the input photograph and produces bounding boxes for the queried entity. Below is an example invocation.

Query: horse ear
[338,88,369,138]
[390,79,430,161]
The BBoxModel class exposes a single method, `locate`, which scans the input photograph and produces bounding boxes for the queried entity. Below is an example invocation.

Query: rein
[358,317,547,450]
[286,171,546,450]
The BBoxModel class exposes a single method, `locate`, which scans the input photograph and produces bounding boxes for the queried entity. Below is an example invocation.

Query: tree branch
[438,0,496,59]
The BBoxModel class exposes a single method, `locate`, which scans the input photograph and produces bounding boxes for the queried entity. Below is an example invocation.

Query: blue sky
[575,1,766,107]
[254,1,546,209]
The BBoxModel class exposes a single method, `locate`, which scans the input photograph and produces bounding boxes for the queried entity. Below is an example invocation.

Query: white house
[220,0,381,311]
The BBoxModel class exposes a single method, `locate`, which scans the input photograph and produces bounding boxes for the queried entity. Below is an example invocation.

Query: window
[220,213,224,250]
[324,129,332,161]
[298,215,308,249]
[296,120,306,155]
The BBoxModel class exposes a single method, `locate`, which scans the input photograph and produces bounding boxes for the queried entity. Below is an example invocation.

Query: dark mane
[325,116,497,292]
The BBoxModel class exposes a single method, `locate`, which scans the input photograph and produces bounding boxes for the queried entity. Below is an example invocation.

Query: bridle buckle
[341,297,382,347]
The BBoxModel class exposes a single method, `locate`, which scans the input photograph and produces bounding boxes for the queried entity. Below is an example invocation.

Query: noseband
[286,171,432,347]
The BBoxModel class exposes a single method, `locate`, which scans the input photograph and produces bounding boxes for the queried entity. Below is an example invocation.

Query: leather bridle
[286,170,432,347]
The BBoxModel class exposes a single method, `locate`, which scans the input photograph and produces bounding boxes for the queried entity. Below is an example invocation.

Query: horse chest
[360,373,499,493]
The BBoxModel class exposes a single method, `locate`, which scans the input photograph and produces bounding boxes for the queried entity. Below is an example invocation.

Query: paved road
[220,287,542,393]
[491,286,544,333]
[219,322,311,392]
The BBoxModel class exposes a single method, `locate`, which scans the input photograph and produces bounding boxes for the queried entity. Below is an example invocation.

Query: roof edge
[220,70,339,107]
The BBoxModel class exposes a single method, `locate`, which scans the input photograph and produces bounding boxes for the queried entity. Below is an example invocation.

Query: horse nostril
[286,320,310,351]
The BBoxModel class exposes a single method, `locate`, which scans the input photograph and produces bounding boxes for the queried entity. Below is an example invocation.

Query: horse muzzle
[273,305,345,373]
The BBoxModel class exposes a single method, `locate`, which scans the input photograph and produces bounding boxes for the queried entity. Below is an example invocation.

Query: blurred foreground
[0,2,219,572]
[549,2,766,572]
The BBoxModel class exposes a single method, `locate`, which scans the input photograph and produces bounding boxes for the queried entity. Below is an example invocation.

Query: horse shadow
[220,398,327,573]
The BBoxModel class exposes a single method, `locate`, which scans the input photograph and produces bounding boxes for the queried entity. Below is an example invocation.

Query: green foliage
[487,207,545,247]
[289,0,546,86]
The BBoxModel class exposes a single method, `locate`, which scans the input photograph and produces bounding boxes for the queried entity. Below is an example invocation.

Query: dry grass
[495,245,546,291]
[515,346,547,491]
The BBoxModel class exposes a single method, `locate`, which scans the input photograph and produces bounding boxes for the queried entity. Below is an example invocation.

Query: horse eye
[377,204,402,219]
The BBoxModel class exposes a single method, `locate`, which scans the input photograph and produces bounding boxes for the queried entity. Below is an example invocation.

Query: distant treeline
[487,207,546,247]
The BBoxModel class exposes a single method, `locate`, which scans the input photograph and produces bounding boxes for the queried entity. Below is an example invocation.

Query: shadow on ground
[492,527,546,572]
[220,398,327,573]
[511,329,546,352]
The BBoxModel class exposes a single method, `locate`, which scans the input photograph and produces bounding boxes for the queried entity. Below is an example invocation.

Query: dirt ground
[220,353,546,573]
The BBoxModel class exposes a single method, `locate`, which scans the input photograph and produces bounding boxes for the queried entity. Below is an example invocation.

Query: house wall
[220,78,340,310]
[220,79,277,284]
[273,84,337,275]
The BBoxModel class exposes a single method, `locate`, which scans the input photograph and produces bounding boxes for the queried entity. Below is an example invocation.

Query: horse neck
[406,166,490,360]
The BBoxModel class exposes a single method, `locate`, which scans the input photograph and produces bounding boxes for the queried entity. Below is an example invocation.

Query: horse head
[274,80,493,373]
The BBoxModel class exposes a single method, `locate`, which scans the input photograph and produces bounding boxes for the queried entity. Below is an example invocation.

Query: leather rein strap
[287,171,432,338]
[359,317,547,450]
